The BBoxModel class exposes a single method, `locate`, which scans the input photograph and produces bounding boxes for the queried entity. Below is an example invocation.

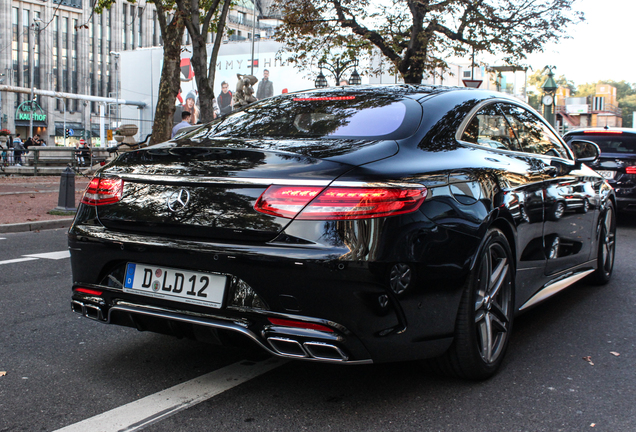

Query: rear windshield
[565,133,636,154]
[178,93,422,141]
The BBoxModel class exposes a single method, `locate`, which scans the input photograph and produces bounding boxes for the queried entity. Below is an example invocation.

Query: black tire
[589,202,616,285]
[431,228,515,380]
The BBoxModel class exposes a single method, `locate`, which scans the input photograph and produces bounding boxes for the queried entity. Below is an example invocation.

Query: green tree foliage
[273,0,583,84]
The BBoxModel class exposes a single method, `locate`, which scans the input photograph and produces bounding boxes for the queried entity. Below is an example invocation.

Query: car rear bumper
[69,222,475,364]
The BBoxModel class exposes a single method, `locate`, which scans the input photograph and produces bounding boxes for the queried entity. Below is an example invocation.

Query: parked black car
[563,128,636,212]
[69,85,616,379]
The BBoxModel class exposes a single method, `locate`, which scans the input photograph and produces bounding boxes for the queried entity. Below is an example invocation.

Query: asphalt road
[1,219,635,432]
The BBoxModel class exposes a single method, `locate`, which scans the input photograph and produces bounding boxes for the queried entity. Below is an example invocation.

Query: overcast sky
[524,0,635,85]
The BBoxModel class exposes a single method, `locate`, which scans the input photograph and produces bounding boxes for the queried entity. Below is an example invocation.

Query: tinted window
[461,104,519,151]
[500,104,569,159]
[565,133,636,154]
[181,94,421,140]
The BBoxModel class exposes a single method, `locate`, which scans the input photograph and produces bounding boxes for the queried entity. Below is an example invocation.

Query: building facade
[556,83,623,133]
[0,0,259,146]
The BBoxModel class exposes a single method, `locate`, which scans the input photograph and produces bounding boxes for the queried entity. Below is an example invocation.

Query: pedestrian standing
[256,69,274,100]
[0,136,7,166]
[13,134,25,166]
[217,81,233,116]
[7,135,14,165]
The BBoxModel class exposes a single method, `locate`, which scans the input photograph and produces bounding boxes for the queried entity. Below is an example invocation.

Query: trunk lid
[94,138,397,242]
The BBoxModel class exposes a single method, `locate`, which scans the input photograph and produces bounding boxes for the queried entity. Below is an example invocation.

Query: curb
[0,218,74,233]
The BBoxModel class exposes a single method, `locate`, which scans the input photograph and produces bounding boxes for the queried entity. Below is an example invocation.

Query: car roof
[288,84,511,101]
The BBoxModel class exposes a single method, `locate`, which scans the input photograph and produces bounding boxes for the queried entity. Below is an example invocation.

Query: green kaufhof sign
[15,101,47,122]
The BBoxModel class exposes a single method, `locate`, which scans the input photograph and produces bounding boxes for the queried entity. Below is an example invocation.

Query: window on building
[62,16,69,111]
[238,11,246,24]
[138,9,143,48]
[34,11,41,90]
[463,70,472,78]
[23,9,30,91]
[90,15,97,113]
[130,6,136,49]
[106,10,112,99]
[123,4,127,50]
[53,16,59,110]
[106,8,112,53]
[152,11,157,46]
[72,19,78,111]
[12,7,19,93]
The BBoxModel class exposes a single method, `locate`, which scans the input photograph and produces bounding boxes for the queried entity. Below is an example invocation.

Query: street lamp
[314,58,361,88]
[541,65,558,128]
[349,67,361,86]
[109,51,120,128]
[314,66,328,89]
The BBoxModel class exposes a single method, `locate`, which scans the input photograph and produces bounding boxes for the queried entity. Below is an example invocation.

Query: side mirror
[569,140,600,164]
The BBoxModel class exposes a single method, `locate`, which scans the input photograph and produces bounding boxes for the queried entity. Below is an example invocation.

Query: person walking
[13,134,25,166]
[256,69,274,100]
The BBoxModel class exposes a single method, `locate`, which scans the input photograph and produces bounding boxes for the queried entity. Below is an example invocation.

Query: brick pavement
[0,175,90,232]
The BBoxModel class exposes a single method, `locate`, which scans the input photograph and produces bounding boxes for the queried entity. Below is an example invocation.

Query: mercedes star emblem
[167,189,191,212]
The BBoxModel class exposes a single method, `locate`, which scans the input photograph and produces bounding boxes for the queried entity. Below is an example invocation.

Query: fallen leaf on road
[0,371,6,377]
[583,356,594,365]
[610,352,620,356]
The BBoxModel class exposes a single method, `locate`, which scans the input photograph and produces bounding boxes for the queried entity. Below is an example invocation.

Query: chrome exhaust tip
[267,337,349,361]
[71,300,104,321]
[267,337,308,358]
[303,341,349,361]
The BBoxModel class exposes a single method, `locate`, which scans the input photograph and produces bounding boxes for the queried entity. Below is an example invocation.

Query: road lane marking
[0,257,39,266]
[53,358,286,432]
[23,250,70,260]
[0,250,69,265]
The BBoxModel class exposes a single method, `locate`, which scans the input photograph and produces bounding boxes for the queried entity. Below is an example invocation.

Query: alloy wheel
[474,242,512,364]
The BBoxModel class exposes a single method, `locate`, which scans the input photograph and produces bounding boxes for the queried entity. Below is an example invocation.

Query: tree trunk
[190,38,216,123]
[151,8,185,144]
[180,0,232,123]
[401,67,424,84]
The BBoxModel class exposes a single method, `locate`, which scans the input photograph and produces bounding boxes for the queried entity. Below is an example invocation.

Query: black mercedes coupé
[69,85,616,379]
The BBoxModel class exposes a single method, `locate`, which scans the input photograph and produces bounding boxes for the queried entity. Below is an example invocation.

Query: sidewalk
[0,175,90,233]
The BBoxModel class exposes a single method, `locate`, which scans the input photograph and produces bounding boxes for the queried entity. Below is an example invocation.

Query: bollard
[55,166,77,212]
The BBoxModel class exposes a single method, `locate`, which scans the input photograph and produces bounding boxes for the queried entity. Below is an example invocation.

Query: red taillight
[81,177,123,206]
[626,166,636,174]
[254,186,324,218]
[75,287,103,296]
[254,185,427,220]
[268,317,334,332]
[584,130,623,134]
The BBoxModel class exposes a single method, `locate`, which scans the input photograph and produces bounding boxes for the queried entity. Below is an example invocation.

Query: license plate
[123,263,227,308]
[596,170,615,179]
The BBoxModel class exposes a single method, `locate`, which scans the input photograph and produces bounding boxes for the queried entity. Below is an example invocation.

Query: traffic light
[64,128,70,138]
